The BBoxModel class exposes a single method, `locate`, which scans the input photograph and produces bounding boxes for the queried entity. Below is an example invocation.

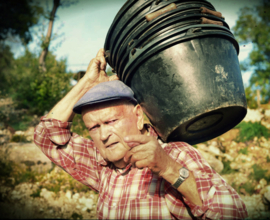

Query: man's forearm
[45,49,116,122]
[46,76,94,122]
[162,159,203,206]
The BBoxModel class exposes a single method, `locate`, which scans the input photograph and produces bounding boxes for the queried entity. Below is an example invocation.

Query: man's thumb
[109,75,119,81]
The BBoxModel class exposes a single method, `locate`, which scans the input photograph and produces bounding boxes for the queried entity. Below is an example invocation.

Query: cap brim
[73,97,137,114]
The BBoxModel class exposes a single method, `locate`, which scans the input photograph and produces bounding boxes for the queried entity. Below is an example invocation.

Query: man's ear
[133,104,144,131]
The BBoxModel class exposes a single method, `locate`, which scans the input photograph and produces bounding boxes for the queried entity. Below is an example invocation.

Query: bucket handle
[200,7,224,19]
[200,17,223,26]
[146,3,177,22]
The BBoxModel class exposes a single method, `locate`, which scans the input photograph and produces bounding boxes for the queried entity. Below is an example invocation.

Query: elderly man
[34,49,248,219]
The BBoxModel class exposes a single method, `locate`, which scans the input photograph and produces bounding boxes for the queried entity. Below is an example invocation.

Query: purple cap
[73,80,137,114]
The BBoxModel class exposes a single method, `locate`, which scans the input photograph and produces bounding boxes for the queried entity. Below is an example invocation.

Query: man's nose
[100,125,112,141]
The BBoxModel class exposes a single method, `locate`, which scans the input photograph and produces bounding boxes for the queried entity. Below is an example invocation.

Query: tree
[7,48,72,115]
[0,0,76,116]
[0,43,14,95]
[233,0,270,106]
[38,0,78,72]
[39,0,60,72]
[0,0,43,43]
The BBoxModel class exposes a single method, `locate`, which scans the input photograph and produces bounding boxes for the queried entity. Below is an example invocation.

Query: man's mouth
[106,142,119,148]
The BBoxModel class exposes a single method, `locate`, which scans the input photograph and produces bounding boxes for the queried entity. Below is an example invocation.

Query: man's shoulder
[165,140,200,157]
[167,141,192,148]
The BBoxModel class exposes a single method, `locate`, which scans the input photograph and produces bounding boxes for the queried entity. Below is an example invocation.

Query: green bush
[239,182,256,195]
[238,147,249,155]
[71,114,90,139]
[2,48,72,116]
[267,155,270,163]
[30,187,42,198]
[249,164,270,182]
[0,160,13,179]
[71,212,83,220]
[15,170,37,184]
[9,115,35,131]
[10,135,29,143]
[220,159,238,175]
[235,121,270,142]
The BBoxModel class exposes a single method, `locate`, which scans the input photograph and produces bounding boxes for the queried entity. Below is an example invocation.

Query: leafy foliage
[239,182,256,195]
[71,212,83,220]
[0,156,38,187]
[9,115,38,131]
[10,135,29,143]
[235,121,270,142]
[244,87,258,109]
[0,0,43,43]
[15,170,38,185]
[238,147,249,155]
[30,187,42,198]
[249,164,270,183]
[70,114,90,139]
[0,44,15,95]
[233,0,270,105]
[0,160,13,179]
[2,48,72,115]
[220,159,238,175]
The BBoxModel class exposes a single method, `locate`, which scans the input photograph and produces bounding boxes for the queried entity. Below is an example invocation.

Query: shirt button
[112,202,117,207]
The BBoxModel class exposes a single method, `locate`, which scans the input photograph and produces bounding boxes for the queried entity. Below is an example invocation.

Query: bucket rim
[122,27,238,83]
[115,14,228,75]
[111,3,220,67]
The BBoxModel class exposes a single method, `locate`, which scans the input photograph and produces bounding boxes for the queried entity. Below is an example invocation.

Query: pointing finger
[124,135,152,145]
[124,143,147,163]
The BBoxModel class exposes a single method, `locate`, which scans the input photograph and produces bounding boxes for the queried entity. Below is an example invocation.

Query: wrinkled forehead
[81,100,134,119]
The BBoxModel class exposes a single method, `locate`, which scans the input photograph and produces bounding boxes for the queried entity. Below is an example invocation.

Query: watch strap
[172,167,189,189]
[172,176,185,189]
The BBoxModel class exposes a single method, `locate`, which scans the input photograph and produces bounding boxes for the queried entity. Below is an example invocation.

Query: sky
[7,0,263,87]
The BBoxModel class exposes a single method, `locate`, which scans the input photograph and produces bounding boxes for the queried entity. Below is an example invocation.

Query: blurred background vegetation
[233,0,270,108]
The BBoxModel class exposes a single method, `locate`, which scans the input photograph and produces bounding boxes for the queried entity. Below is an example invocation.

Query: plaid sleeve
[34,116,101,192]
[164,142,248,219]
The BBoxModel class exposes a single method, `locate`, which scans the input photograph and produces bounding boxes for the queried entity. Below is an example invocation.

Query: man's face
[82,100,143,168]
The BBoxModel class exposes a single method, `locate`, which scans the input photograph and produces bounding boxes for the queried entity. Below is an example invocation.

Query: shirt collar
[96,149,108,166]
[145,124,159,138]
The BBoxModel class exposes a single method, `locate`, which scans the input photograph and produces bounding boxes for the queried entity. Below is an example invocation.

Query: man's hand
[123,135,175,177]
[84,48,119,85]
[46,48,118,122]
[124,135,203,206]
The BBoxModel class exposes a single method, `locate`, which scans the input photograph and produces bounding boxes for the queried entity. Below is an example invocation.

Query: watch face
[180,167,189,178]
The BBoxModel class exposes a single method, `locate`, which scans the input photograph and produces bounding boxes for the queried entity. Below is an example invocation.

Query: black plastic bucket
[116,14,228,76]
[104,0,247,144]
[125,29,245,144]
[111,3,218,68]
[105,0,215,67]
[122,25,236,80]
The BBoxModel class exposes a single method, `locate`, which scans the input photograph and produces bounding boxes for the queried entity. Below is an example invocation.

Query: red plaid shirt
[34,116,248,219]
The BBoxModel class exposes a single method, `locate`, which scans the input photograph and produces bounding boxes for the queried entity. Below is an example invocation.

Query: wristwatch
[172,167,189,189]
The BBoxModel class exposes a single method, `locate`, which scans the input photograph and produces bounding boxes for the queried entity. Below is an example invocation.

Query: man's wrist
[172,167,189,189]
[160,158,182,185]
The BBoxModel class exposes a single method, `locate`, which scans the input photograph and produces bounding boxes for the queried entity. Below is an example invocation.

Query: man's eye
[108,119,117,124]
[89,125,99,131]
